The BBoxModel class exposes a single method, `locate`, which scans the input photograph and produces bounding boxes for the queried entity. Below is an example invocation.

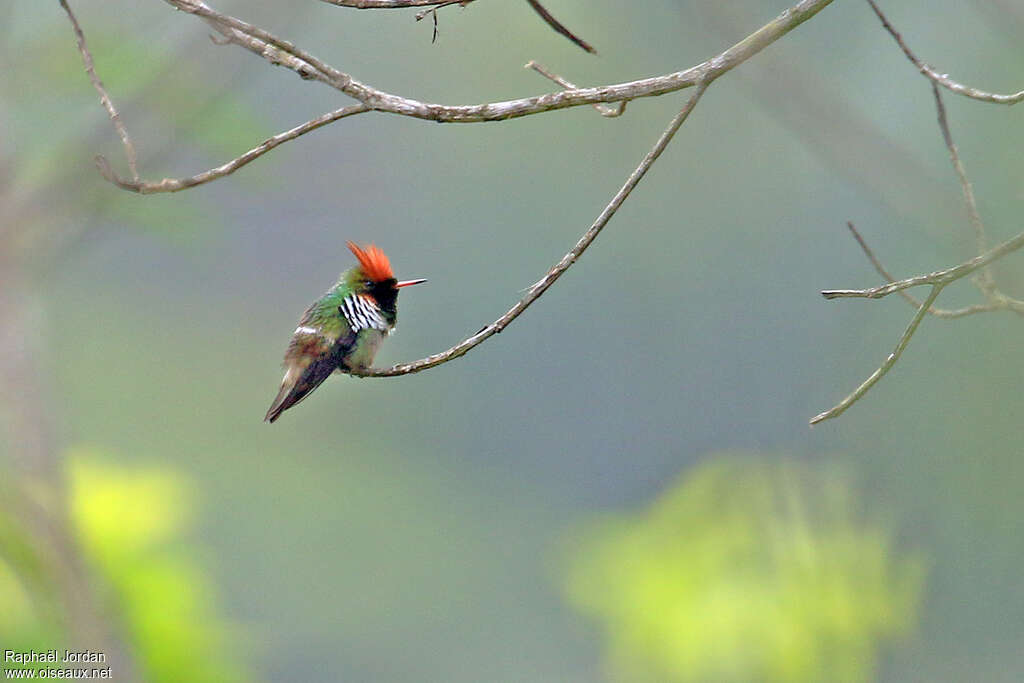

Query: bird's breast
[342,328,387,371]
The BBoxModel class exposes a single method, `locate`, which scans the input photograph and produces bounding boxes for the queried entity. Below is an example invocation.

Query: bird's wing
[265,321,358,422]
[282,303,351,362]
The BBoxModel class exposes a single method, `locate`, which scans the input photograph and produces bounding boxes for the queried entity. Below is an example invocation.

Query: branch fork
[812,1,1024,424]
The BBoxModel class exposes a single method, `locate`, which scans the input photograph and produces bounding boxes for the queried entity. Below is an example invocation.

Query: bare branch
[351,83,710,377]
[810,285,942,425]
[866,0,1024,104]
[821,228,1024,300]
[525,61,625,117]
[844,222,998,318]
[59,0,140,181]
[838,86,1024,318]
[931,83,996,295]
[95,104,369,194]
[160,0,833,122]
[830,84,1024,313]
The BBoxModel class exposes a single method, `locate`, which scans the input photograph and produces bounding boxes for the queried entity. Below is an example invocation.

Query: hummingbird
[264,242,426,423]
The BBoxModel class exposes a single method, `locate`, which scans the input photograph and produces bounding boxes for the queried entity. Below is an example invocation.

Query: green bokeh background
[2,1,1023,680]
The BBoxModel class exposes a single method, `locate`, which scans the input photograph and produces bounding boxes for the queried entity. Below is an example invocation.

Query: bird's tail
[264,359,335,423]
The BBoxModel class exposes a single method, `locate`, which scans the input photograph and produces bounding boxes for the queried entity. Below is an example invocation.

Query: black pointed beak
[395,278,427,288]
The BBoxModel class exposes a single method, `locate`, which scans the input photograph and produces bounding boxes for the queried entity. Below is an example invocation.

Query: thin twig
[351,83,710,377]
[59,0,139,181]
[822,227,1024,300]
[412,0,469,45]
[95,104,369,194]
[810,285,942,425]
[844,222,998,318]
[523,0,596,54]
[525,61,625,117]
[865,0,1024,104]
[931,83,996,295]
[414,0,463,21]
[338,0,596,53]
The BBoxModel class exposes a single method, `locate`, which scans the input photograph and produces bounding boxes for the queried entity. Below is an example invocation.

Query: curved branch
[163,0,833,122]
[96,104,369,194]
[866,0,1024,104]
[351,82,710,377]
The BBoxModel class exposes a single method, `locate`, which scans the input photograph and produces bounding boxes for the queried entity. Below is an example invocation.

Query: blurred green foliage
[69,453,249,683]
[0,453,248,682]
[0,502,61,675]
[564,456,924,682]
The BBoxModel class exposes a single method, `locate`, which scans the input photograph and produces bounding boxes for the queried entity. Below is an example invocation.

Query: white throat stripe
[340,295,389,332]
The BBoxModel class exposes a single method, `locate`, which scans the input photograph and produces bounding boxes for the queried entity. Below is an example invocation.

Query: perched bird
[264,242,425,423]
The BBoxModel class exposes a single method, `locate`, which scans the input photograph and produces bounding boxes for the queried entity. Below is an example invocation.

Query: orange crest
[346,241,395,282]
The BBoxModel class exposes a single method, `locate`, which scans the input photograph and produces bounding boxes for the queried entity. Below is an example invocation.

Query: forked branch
[161,0,828,122]
[813,2,1024,424]
[822,229,1024,303]
[66,0,833,192]
[842,222,1000,319]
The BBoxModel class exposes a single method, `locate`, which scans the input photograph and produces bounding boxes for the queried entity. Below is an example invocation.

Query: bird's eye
[363,279,372,287]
